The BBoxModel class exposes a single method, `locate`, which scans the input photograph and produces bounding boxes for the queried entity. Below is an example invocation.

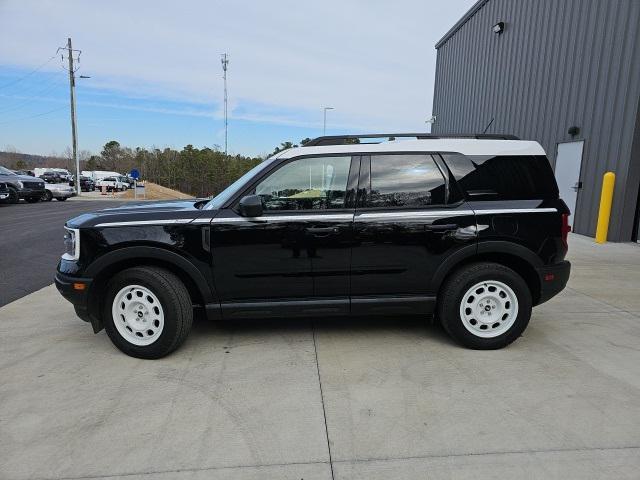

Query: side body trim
[95,219,195,227]
[212,213,354,223]
[475,208,557,214]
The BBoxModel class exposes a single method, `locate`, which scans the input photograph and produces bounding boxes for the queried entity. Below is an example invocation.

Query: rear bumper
[54,271,101,331]
[536,260,571,305]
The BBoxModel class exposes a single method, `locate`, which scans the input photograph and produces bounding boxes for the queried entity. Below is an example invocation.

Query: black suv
[0,165,45,203]
[70,175,96,192]
[55,134,571,358]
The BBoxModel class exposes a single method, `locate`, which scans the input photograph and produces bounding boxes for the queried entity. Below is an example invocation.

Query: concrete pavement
[1,234,639,479]
[0,199,124,307]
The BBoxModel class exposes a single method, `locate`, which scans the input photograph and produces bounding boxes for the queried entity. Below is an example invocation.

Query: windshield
[0,166,17,175]
[204,157,278,210]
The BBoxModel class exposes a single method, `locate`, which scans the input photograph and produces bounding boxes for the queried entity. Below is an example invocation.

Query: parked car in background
[70,175,95,192]
[39,170,65,184]
[12,169,35,177]
[51,168,72,182]
[95,176,125,192]
[42,182,74,202]
[0,165,45,203]
[119,175,134,189]
[0,182,9,201]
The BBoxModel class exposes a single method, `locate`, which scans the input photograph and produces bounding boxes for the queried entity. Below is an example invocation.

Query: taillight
[561,213,571,249]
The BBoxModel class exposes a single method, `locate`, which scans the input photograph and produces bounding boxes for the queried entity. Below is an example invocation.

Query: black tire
[104,266,193,359]
[437,262,532,349]
[56,197,68,201]
[7,188,19,204]
[25,196,40,203]
[42,190,53,202]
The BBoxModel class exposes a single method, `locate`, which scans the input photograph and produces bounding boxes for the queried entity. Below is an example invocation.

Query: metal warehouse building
[431,0,640,242]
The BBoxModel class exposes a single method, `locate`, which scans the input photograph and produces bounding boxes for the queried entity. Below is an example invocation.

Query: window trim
[222,150,467,211]
[230,153,359,214]
[359,152,451,211]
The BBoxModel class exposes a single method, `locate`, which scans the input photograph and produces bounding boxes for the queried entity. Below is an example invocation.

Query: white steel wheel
[459,280,519,338]
[112,284,165,346]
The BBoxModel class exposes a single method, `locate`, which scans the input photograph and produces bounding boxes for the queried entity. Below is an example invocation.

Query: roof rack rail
[303,133,519,146]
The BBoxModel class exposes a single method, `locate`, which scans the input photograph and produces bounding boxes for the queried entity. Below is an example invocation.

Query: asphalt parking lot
[0,199,123,306]
[1,231,640,479]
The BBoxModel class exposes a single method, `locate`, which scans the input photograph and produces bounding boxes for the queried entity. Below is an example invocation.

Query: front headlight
[62,227,80,261]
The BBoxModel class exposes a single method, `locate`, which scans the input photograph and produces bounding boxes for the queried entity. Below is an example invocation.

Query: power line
[0,74,67,114]
[0,55,57,90]
[0,105,67,126]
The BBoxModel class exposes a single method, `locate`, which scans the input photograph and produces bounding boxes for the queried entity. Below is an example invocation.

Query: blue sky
[0,0,474,158]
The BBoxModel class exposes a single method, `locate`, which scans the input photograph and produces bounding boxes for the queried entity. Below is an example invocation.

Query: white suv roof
[277,135,545,159]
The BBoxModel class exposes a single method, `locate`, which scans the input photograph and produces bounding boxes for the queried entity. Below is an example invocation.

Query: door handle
[571,181,583,192]
[305,226,339,236]
[426,223,458,232]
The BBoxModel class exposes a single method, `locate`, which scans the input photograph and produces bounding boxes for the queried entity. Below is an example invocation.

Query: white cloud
[0,0,474,132]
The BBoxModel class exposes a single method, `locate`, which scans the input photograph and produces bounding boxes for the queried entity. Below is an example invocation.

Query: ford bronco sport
[55,134,571,358]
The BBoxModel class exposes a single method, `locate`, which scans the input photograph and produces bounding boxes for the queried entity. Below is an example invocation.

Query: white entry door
[554,141,584,227]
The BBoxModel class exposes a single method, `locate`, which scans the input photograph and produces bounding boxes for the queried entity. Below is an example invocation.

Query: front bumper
[536,260,571,305]
[18,188,45,199]
[50,189,74,198]
[54,271,100,331]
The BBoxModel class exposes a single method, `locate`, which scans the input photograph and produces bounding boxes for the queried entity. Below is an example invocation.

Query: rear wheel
[104,266,193,359]
[437,262,532,349]
[56,197,68,201]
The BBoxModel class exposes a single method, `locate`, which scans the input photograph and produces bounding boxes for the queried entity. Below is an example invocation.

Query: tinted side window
[368,154,446,208]
[442,153,559,200]
[254,156,351,211]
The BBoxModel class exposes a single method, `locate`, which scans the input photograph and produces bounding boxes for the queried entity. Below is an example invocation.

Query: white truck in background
[82,170,122,181]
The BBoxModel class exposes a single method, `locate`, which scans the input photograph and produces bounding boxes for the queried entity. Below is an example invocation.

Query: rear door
[350,153,477,314]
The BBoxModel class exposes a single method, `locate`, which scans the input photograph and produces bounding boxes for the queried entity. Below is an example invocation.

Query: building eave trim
[435,0,490,50]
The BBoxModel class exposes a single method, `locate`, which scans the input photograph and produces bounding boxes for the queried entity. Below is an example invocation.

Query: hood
[0,172,43,183]
[66,199,214,228]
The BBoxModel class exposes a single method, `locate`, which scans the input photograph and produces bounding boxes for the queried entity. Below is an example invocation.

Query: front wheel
[437,262,532,349]
[104,266,193,359]
[42,190,53,202]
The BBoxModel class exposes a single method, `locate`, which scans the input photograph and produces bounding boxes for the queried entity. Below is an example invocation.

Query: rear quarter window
[441,153,559,200]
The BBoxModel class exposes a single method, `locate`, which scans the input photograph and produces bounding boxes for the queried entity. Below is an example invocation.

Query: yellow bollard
[595,172,615,243]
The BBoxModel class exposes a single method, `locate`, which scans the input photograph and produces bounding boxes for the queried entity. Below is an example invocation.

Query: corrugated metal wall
[432,0,640,241]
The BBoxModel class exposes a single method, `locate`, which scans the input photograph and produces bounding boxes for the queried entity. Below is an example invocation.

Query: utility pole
[323,107,334,135]
[58,38,81,195]
[220,53,229,156]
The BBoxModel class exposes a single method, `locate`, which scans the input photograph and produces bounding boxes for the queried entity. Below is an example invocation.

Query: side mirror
[239,195,263,217]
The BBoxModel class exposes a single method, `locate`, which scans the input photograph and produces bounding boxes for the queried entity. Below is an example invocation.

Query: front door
[554,141,584,227]
[211,155,356,317]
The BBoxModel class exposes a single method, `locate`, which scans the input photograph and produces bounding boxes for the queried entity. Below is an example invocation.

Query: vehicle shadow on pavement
[190,314,457,346]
